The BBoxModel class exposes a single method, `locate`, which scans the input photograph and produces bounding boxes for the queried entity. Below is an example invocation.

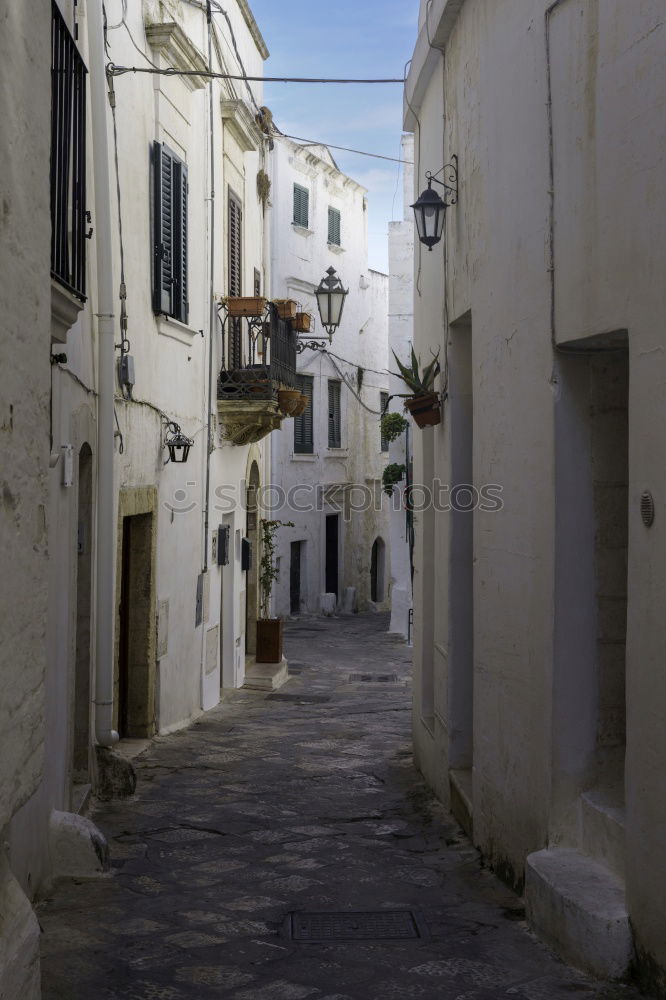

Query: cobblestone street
[40,616,643,999]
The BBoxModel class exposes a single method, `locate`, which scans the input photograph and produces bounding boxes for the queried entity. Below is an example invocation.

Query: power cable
[280,134,412,165]
[107,64,405,83]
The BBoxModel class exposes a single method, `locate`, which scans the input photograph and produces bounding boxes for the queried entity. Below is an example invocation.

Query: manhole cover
[266,693,331,704]
[284,910,427,941]
[349,672,399,683]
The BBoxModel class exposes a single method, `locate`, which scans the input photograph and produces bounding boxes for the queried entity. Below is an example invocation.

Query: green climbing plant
[382,463,406,496]
[259,518,294,620]
[380,411,409,443]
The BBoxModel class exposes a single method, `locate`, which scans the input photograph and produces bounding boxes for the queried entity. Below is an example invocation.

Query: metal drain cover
[349,672,399,683]
[284,909,426,941]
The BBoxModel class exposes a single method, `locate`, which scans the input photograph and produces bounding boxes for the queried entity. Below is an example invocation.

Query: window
[380,392,389,451]
[294,375,314,454]
[253,267,261,297]
[328,207,341,246]
[228,190,243,367]
[293,184,309,228]
[152,142,188,322]
[51,1,88,300]
[328,379,341,448]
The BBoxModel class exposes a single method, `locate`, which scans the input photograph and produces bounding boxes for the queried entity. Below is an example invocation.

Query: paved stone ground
[40,614,645,1000]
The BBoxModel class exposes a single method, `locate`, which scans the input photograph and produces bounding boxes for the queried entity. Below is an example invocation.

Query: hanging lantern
[411,158,458,251]
[164,421,193,464]
[315,266,348,342]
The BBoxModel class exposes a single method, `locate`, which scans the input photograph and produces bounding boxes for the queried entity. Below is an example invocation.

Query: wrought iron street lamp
[411,157,458,251]
[164,421,193,464]
[314,266,348,342]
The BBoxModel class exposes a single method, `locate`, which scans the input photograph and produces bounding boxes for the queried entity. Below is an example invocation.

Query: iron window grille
[152,141,189,323]
[328,379,341,448]
[293,184,309,228]
[328,207,341,247]
[51,1,88,301]
[380,392,389,451]
[294,374,314,454]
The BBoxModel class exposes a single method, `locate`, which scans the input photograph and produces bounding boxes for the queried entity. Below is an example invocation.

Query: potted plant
[273,298,298,320]
[382,462,406,496]
[293,311,312,333]
[256,518,294,662]
[223,295,267,318]
[391,347,442,428]
[277,388,302,416]
[380,411,409,443]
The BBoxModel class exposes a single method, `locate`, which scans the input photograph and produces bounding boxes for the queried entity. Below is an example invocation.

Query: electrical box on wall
[241,537,252,571]
[217,524,230,566]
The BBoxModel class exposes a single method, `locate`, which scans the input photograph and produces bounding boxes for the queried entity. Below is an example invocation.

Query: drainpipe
[202,0,215,577]
[89,0,119,747]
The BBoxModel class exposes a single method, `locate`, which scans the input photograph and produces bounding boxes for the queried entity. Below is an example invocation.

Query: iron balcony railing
[217,303,298,401]
[51,1,88,300]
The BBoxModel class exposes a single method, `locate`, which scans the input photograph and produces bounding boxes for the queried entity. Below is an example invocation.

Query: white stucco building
[1,2,283,991]
[405,0,666,989]
[387,134,415,640]
[268,136,391,617]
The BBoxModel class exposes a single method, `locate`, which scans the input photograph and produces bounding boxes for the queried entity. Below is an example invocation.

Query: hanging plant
[380,411,409,443]
[382,463,406,496]
[356,366,364,390]
[257,168,271,208]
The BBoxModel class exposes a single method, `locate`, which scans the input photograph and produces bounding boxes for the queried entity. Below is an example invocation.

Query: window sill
[292,224,314,237]
[157,315,200,346]
[327,242,344,254]
[291,453,317,461]
[325,449,347,458]
[51,279,84,344]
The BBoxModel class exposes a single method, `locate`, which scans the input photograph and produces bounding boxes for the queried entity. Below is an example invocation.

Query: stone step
[243,656,290,691]
[525,847,632,979]
[581,786,625,879]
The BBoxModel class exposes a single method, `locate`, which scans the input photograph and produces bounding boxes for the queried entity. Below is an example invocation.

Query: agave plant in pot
[391,347,442,428]
[256,518,294,663]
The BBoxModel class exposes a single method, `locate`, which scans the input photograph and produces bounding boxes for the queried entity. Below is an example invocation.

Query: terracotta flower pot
[404,392,441,428]
[292,393,309,417]
[292,312,311,332]
[226,296,267,317]
[277,389,302,416]
[256,618,283,663]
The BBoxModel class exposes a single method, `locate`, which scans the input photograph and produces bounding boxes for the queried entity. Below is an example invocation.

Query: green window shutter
[328,379,341,448]
[328,207,341,246]
[294,375,314,454]
[380,392,389,451]
[152,142,188,321]
[293,184,309,228]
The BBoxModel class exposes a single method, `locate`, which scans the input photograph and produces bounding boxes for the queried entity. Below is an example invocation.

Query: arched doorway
[245,462,260,655]
[370,537,386,604]
[73,443,93,784]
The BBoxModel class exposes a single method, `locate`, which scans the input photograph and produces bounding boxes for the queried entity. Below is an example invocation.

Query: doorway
[73,443,93,783]
[325,514,339,597]
[117,512,155,738]
[290,541,303,614]
[245,462,260,653]
[370,537,386,603]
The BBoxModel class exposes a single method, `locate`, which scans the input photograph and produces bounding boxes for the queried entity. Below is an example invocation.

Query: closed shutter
[152,141,188,321]
[380,392,389,451]
[228,191,243,367]
[293,184,309,228]
[328,207,341,246]
[328,379,341,448]
[294,375,314,454]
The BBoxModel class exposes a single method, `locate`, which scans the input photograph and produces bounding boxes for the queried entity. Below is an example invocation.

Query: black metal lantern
[314,266,348,342]
[411,157,458,251]
[164,421,193,464]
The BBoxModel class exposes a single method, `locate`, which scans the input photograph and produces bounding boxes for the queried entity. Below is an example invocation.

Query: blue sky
[248,0,420,272]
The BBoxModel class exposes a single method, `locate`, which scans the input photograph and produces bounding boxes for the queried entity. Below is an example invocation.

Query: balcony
[217,302,298,445]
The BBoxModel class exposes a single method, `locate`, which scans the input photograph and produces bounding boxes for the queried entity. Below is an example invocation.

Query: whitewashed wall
[406,0,666,987]
[387,134,415,639]
[269,138,390,616]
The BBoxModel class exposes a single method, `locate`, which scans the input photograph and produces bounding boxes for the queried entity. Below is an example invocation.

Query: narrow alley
[40,616,641,1000]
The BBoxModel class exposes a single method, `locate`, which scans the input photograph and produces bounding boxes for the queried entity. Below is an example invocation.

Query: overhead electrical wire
[280,134,412,165]
[106,64,405,83]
